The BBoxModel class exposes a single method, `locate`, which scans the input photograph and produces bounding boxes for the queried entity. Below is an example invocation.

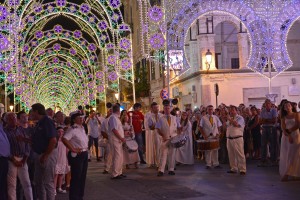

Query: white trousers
[111,140,123,177]
[158,140,175,173]
[104,141,112,172]
[7,158,33,200]
[205,149,219,167]
[153,132,161,166]
[227,137,247,172]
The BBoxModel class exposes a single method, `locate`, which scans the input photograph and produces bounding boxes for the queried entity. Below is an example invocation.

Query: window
[231,58,239,69]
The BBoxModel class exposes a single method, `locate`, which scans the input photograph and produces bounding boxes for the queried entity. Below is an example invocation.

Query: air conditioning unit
[172,87,179,97]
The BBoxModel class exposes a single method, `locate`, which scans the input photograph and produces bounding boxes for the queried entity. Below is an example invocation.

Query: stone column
[237,33,249,69]
[188,40,199,71]
[197,34,216,71]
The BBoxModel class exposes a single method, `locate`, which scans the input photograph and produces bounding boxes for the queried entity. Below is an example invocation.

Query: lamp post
[9,105,14,112]
[214,83,219,108]
[114,93,119,103]
[205,49,212,71]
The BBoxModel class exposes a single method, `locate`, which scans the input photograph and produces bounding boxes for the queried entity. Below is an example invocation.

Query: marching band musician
[107,104,126,179]
[156,101,181,176]
[225,105,247,175]
[147,102,163,168]
[199,105,222,169]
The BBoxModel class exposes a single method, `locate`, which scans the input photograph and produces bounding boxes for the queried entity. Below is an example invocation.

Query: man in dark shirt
[31,103,57,200]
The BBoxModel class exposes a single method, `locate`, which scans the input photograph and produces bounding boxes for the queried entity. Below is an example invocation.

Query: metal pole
[268,56,271,94]
[4,76,7,112]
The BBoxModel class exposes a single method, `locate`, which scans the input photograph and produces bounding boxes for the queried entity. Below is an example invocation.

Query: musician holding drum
[199,105,222,169]
[156,101,181,177]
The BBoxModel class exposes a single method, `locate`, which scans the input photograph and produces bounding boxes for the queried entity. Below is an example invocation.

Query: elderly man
[156,101,180,176]
[108,104,126,179]
[31,103,58,200]
[147,102,163,168]
[225,105,246,175]
[4,112,33,200]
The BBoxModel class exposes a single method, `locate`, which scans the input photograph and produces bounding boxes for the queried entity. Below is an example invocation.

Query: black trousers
[0,157,8,200]
[88,136,99,159]
[68,151,88,200]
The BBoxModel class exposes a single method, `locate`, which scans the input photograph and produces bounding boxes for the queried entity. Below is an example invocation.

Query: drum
[123,139,138,153]
[196,139,220,151]
[169,134,187,148]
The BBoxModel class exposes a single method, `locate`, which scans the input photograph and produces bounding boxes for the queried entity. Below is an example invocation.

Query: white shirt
[226,115,245,137]
[86,117,100,138]
[155,115,180,139]
[200,115,222,137]
[63,125,88,149]
[108,113,124,142]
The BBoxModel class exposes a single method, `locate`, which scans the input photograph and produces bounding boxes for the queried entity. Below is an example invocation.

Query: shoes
[102,170,109,174]
[157,171,164,177]
[126,164,130,169]
[57,188,67,193]
[168,171,175,175]
[140,160,147,164]
[214,165,222,169]
[65,186,70,191]
[240,172,246,175]
[119,174,127,178]
[205,166,212,169]
[134,163,139,169]
[227,170,237,174]
[111,176,122,180]
[97,158,101,162]
[88,159,91,162]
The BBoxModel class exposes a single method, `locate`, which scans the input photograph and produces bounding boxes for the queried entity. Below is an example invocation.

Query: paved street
[56,159,300,200]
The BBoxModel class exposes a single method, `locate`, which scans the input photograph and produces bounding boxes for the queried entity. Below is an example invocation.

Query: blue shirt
[32,116,57,154]
[260,108,278,126]
[0,124,10,157]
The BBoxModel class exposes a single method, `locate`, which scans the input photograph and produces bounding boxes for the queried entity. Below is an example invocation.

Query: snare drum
[196,139,219,151]
[123,139,138,153]
[169,134,187,148]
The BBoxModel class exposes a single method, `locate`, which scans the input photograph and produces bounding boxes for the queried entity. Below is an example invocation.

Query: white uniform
[155,115,179,173]
[226,115,246,173]
[146,112,163,166]
[108,113,124,177]
[100,118,112,172]
[176,121,194,165]
[200,115,222,167]
[63,125,88,151]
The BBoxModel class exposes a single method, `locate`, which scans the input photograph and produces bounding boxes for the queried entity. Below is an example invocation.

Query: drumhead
[126,140,138,150]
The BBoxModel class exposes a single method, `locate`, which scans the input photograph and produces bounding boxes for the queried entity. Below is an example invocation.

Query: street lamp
[205,49,212,70]
[9,105,14,112]
[114,93,119,103]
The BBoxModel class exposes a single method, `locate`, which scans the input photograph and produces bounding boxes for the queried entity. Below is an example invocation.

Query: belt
[227,136,243,140]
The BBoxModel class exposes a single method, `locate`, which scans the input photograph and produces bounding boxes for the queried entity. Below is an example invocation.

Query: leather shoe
[140,160,147,164]
[214,165,222,169]
[168,171,175,175]
[111,175,122,180]
[157,171,164,177]
[205,166,212,169]
[227,170,237,174]
[119,174,127,178]
[102,170,109,174]
[240,172,246,175]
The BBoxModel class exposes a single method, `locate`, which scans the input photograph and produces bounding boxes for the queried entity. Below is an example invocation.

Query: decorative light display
[0,0,134,113]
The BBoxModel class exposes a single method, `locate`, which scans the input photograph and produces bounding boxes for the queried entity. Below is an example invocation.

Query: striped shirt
[4,126,30,157]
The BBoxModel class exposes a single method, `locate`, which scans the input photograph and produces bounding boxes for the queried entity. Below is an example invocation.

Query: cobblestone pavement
[56,159,300,200]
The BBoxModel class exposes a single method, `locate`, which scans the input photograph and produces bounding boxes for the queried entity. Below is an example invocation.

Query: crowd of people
[0,99,299,200]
